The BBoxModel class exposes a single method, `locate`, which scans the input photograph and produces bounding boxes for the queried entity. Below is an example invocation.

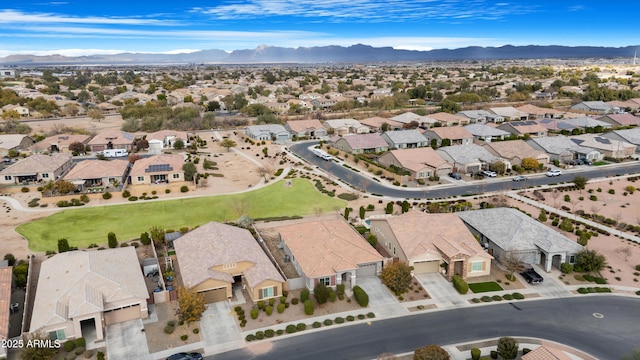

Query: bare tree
[232,198,252,218]
[569,198,580,220]
[257,166,271,181]
[616,246,632,262]
[503,254,525,280]
[551,189,561,208]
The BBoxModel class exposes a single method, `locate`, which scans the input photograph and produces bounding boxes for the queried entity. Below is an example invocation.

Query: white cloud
[0,9,176,26]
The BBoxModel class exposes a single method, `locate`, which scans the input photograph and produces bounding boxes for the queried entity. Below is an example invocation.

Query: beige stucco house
[173,222,285,303]
[129,154,185,186]
[369,211,492,281]
[29,248,149,343]
[0,153,74,185]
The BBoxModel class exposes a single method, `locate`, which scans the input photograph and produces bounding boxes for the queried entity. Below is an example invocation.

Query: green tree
[149,226,165,246]
[489,161,506,175]
[359,206,366,220]
[385,202,394,214]
[573,175,588,191]
[313,281,330,304]
[68,141,86,155]
[440,98,461,114]
[380,262,412,295]
[182,162,197,181]
[56,180,76,195]
[430,139,438,149]
[87,107,105,122]
[440,138,451,147]
[173,138,185,149]
[3,253,16,266]
[107,232,118,248]
[497,336,519,360]
[14,260,28,288]
[57,238,70,253]
[414,344,450,360]
[401,200,410,213]
[140,232,151,246]
[20,332,59,360]
[220,138,237,152]
[177,286,206,327]
[574,249,607,274]
[538,209,547,222]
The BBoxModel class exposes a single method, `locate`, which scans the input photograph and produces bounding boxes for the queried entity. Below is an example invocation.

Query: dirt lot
[143,302,202,353]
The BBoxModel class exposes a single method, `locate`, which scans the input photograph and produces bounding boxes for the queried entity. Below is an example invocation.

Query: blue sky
[1,1,639,57]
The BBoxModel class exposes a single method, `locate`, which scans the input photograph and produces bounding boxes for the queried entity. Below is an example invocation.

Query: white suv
[545,169,562,177]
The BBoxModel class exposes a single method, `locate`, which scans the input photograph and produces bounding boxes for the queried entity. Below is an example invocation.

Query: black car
[167,352,203,360]
[520,268,544,284]
[448,172,462,180]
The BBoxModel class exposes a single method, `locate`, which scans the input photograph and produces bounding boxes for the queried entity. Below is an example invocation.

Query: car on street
[481,170,497,177]
[512,175,527,182]
[520,268,544,284]
[545,169,562,177]
[167,352,203,360]
[448,172,462,180]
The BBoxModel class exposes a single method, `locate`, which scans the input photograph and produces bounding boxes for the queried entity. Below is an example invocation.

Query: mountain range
[1,44,639,66]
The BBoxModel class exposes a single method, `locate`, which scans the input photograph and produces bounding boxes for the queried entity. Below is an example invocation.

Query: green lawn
[17,178,346,252]
[468,282,504,293]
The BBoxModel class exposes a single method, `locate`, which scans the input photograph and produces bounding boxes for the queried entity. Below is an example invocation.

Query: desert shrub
[353,285,369,307]
[296,323,306,331]
[21,187,29,193]
[76,338,86,348]
[264,329,275,338]
[180,335,188,341]
[335,317,345,324]
[336,283,345,295]
[122,190,130,198]
[609,189,615,194]
[286,324,297,333]
[512,292,525,300]
[561,263,573,274]
[323,319,333,326]
[300,289,310,303]
[481,296,493,302]
[304,300,314,315]
[257,300,265,309]
[452,275,469,294]
[265,305,273,316]
[346,315,355,321]
[329,290,337,302]
[193,328,199,334]
[503,294,513,300]
[245,334,255,341]
[291,297,299,305]
[164,325,174,334]
[314,282,330,304]
[312,321,322,328]
[180,185,189,193]
[367,312,375,318]
[277,303,285,313]
[269,298,275,306]
[471,347,481,360]
[250,308,259,319]
[97,352,105,360]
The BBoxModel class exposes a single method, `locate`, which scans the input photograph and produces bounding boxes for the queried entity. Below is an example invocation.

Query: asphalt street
[211,296,640,360]
[289,141,640,199]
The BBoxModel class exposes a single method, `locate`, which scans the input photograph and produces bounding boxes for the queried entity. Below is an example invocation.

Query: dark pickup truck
[520,268,544,284]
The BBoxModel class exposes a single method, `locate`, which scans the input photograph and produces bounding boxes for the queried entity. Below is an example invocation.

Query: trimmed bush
[164,325,175,334]
[193,328,200,334]
[285,324,297,334]
[180,185,189,193]
[280,296,287,304]
[304,299,314,315]
[250,308,259,319]
[64,340,76,352]
[75,346,85,355]
[336,283,345,295]
[245,334,255,341]
[346,315,355,321]
[329,291,337,302]
[312,321,322,328]
[291,297,299,305]
[471,347,481,360]
[481,296,493,302]
[300,289,310,303]
[269,298,275,306]
[180,335,188,341]
[353,285,369,307]
[257,300,265,309]
[561,263,573,274]
[452,274,469,294]
[323,319,333,326]
[357,314,366,320]
[265,305,273,316]
[335,317,345,324]
[277,303,285,313]
[512,293,525,300]
[296,323,306,331]
[503,294,513,300]
[102,192,112,200]
[265,329,275,338]
[76,338,86,348]
[366,312,375,318]
[255,331,264,340]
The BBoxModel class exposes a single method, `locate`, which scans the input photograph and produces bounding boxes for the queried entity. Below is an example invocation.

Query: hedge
[353,286,369,307]
[452,275,469,294]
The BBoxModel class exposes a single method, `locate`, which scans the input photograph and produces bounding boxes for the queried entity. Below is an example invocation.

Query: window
[49,329,65,340]
[393,246,396,255]
[4,176,10,181]
[137,176,144,181]
[222,262,236,270]
[172,174,180,179]
[260,286,277,299]
[471,261,484,272]
[568,255,576,264]
[318,277,330,286]
[42,173,49,178]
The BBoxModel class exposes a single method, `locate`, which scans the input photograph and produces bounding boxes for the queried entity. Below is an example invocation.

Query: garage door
[356,263,377,277]
[200,287,227,303]
[104,304,141,325]
[412,260,440,274]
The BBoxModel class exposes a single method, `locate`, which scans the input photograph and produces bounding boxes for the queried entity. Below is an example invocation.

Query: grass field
[17,178,346,252]
[468,281,504,293]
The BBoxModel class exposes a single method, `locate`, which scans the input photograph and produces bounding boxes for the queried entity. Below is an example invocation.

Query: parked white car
[545,169,562,177]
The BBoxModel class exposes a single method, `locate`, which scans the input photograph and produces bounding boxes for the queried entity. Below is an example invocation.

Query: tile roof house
[275,218,384,290]
[86,130,136,152]
[489,106,528,121]
[456,110,504,124]
[463,124,511,142]
[597,113,640,127]
[515,104,564,119]
[129,154,185,187]
[424,112,469,126]
[481,139,550,168]
[381,130,429,149]
[145,130,190,149]
[422,127,474,146]
[527,136,602,164]
[521,345,572,360]
[436,144,501,174]
[358,117,404,132]
[63,159,129,190]
[553,117,612,131]
[369,211,492,281]
[602,127,640,153]
[569,134,636,159]
[0,153,74,185]
[173,222,285,303]
[0,134,35,157]
[571,101,619,115]
[322,118,370,135]
[330,133,389,154]
[244,124,291,142]
[377,147,453,181]
[31,134,91,154]
[29,247,149,342]
[498,120,548,137]
[389,112,436,128]
[457,207,583,272]
[1,104,29,117]
[0,265,11,358]
[284,119,327,138]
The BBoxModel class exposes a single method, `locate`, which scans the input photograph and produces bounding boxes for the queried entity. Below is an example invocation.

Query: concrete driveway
[415,273,467,308]
[200,301,244,355]
[106,318,152,360]
[355,276,398,307]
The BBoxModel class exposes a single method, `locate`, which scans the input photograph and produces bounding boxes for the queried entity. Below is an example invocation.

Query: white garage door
[356,263,377,277]
[104,304,141,325]
[413,260,440,274]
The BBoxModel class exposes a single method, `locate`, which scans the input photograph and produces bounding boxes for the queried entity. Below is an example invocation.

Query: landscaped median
[16,178,346,252]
